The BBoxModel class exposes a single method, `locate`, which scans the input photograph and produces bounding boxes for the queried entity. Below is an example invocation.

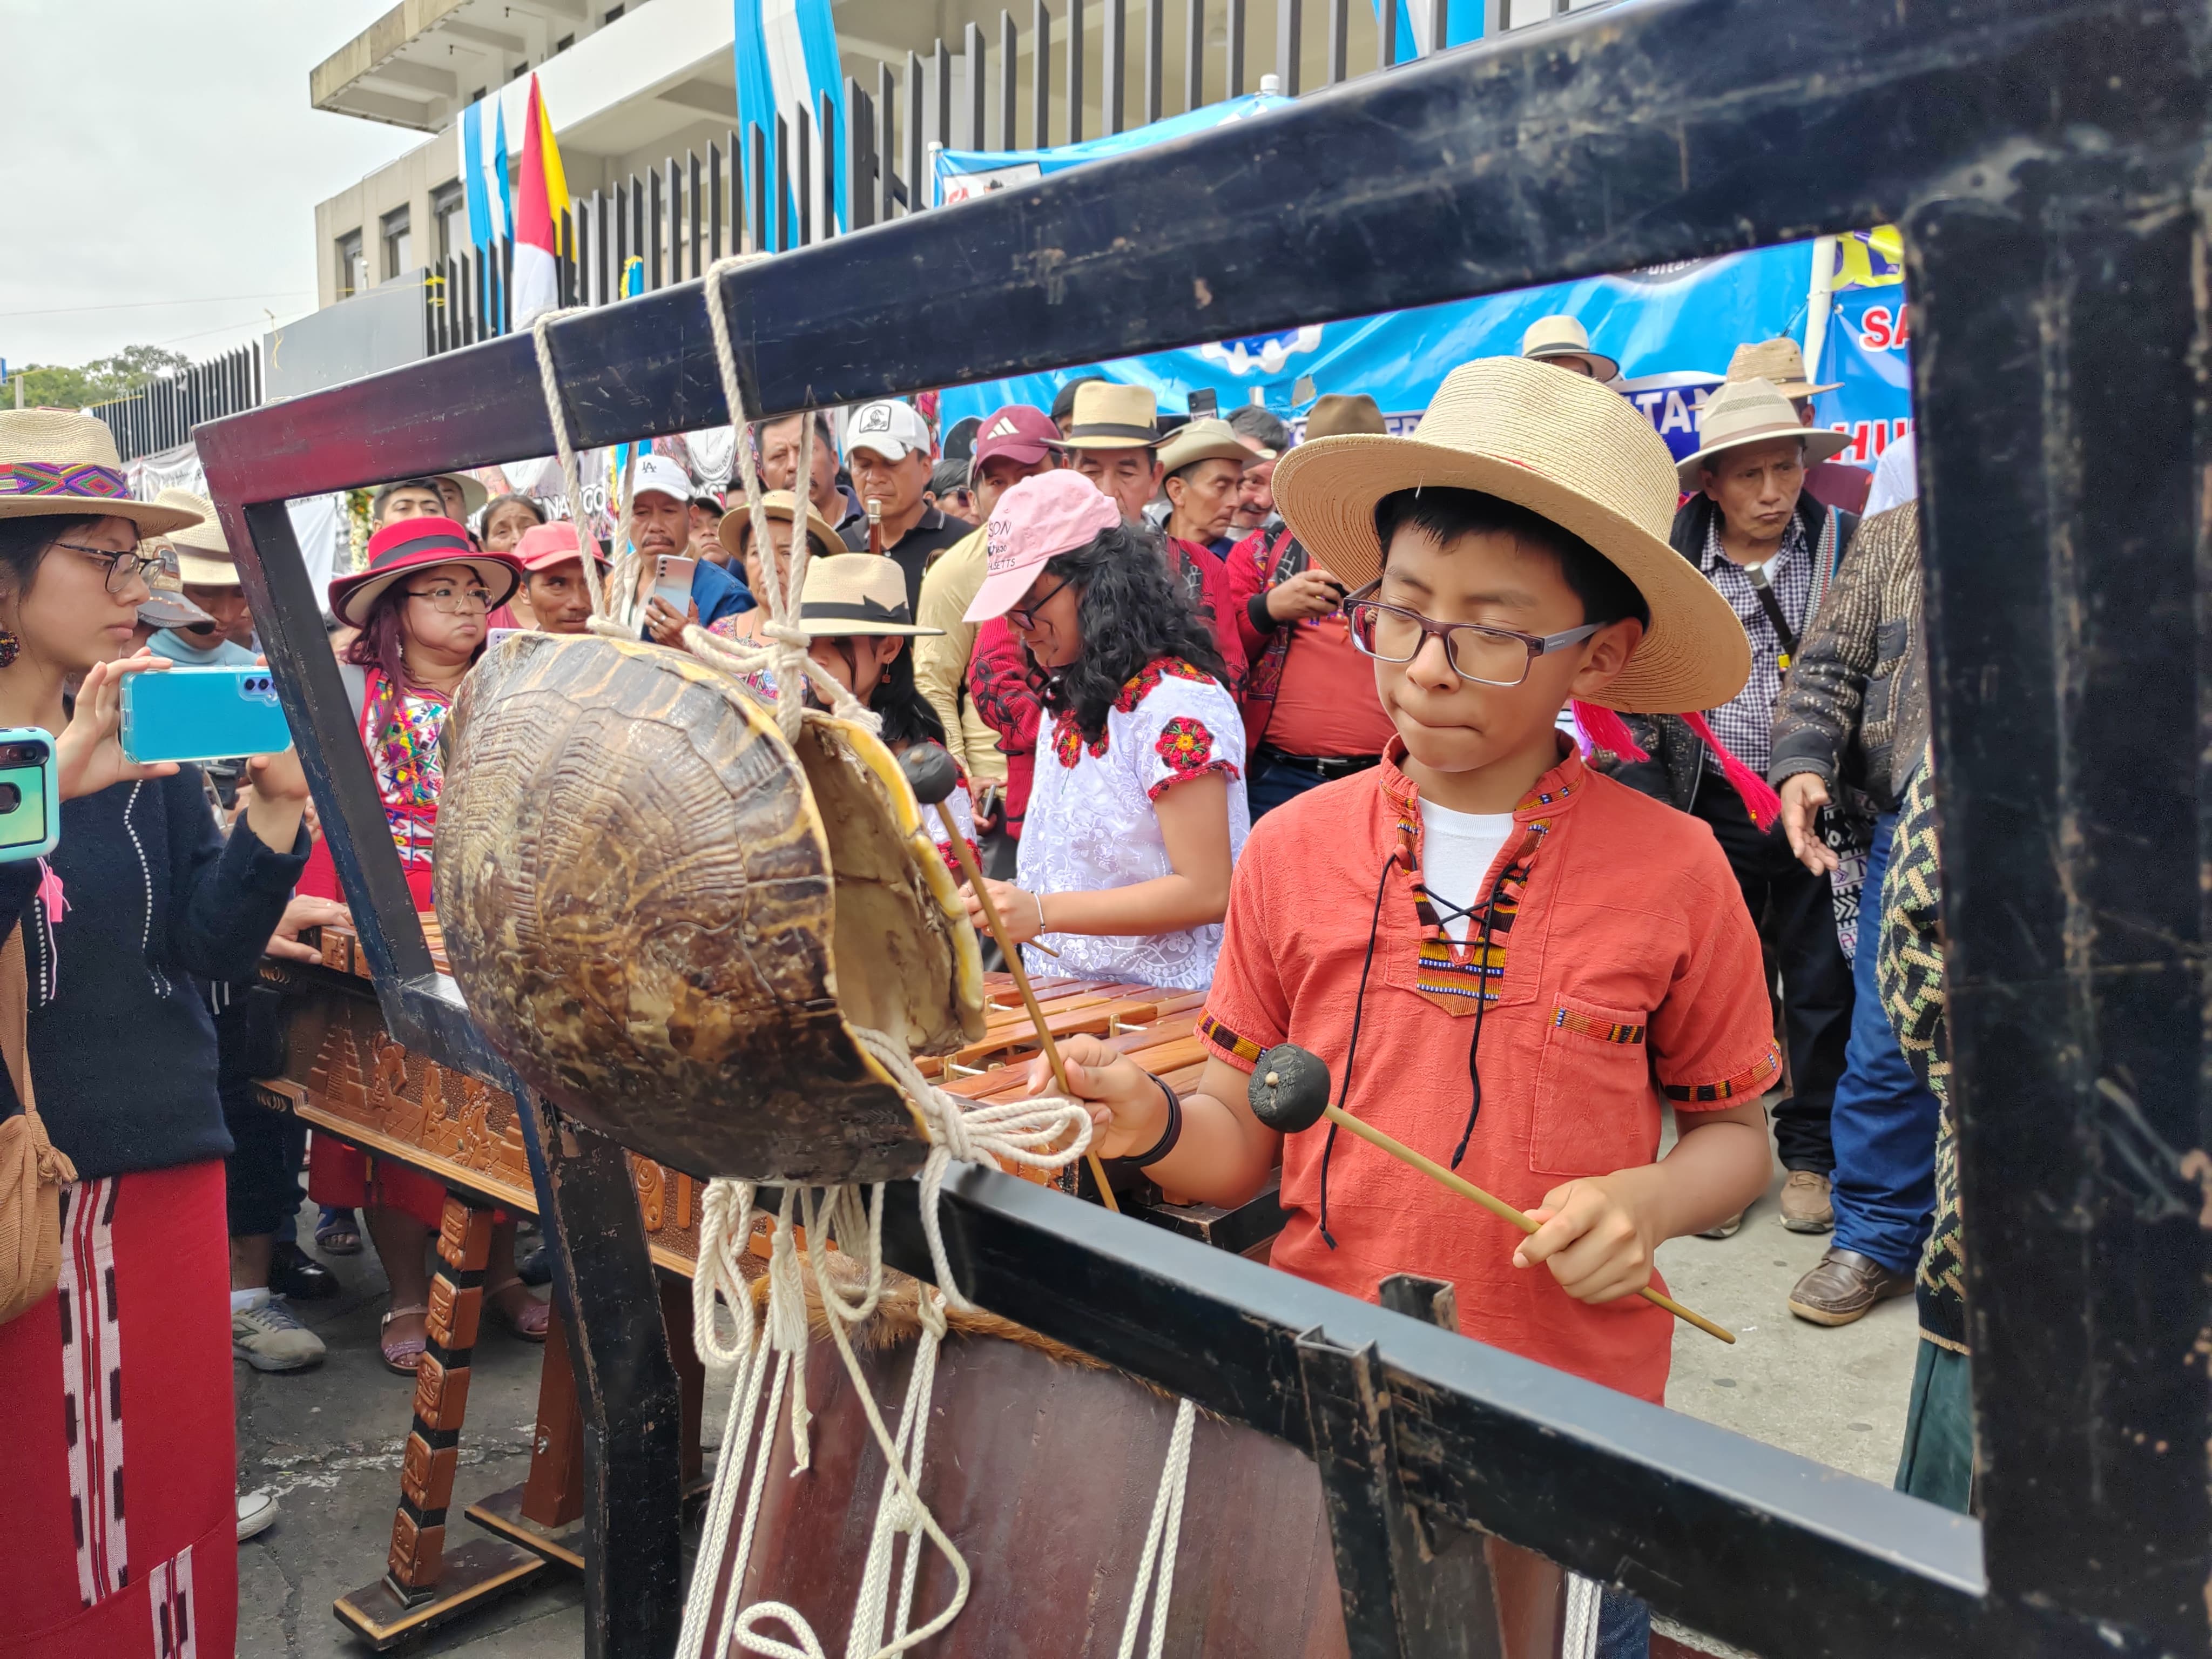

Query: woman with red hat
[301,518,548,1369]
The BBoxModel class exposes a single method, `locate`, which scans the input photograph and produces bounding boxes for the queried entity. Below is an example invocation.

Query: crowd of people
[0,302,1955,1655]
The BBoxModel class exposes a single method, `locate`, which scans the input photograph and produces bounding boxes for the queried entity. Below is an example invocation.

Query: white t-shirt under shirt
[1416,798,1516,942]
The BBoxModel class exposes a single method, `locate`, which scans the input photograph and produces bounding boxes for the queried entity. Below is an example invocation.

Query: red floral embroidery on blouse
[1053,712,1109,767]
[1155,716,1215,775]
[1114,657,1216,714]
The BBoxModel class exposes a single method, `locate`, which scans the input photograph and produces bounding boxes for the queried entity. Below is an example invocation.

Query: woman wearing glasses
[300,518,546,1371]
[0,412,312,1655]
[959,471,1250,991]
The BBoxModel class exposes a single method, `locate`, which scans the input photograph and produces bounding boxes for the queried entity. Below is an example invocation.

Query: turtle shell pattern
[435,630,984,1182]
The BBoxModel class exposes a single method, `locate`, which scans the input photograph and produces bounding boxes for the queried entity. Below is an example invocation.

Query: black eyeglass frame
[56,542,165,596]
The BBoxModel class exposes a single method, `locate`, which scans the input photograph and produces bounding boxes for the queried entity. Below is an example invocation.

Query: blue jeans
[1829,810,1943,1274]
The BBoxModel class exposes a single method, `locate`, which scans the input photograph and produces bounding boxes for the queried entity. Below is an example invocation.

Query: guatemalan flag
[458,99,511,249]
[735,0,847,237]
[512,76,571,329]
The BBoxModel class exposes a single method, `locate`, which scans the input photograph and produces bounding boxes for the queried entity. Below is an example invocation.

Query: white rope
[1115,1398,1198,1659]
[1561,1573,1604,1659]
[842,1289,946,1658]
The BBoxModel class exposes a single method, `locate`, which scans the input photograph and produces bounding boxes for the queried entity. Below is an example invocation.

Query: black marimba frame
[198,0,2211,1653]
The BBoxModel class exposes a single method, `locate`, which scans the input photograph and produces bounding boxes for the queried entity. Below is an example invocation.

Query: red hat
[327,516,522,628]
[968,404,1063,482]
[515,520,608,573]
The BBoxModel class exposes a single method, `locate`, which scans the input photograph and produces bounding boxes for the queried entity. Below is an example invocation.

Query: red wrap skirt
[0,1160,237,1657]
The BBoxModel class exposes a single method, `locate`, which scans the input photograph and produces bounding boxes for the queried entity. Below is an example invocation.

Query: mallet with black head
[1250,1043,1734,1343]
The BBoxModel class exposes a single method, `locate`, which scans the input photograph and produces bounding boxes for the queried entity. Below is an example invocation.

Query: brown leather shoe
[1788,1247,1912,1326]
[1779,1170,1835,1233]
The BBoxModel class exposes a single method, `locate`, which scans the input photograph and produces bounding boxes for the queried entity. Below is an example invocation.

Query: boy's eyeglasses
[404,583,495,615]
[1344,586,1602,686]
[1008,575,1073,631]
[59,543,164,595]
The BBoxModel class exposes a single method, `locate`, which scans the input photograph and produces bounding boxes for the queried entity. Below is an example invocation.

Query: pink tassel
[1572,699,1649,764]
[1682,712,1783,831]
[35,858,65,925]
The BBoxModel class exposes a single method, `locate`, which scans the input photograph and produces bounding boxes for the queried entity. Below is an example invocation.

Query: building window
[381,205,413,282]
[469,85,487,104]
[602,4,623,23]
[336,230,366,300]
[510,62,529,80]
[431,180,468,263]
[556,33,574,52]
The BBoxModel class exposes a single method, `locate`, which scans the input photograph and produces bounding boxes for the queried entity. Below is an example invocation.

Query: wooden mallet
[1247,1043,1734,1344]
[900,744,1118,1213]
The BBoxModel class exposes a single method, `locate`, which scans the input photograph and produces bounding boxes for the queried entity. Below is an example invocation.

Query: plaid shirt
[1697,512,1813,778]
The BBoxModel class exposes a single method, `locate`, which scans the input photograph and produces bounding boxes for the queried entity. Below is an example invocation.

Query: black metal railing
[89,343,263,465]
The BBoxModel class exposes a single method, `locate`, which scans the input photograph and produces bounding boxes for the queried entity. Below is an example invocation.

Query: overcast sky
[0,1,424,372]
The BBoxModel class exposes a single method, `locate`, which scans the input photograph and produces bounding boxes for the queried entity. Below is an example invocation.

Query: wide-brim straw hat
[799,554,942,638]
[135,538,215,630]
[1156,417,1251,475]
[1520,315,1620,384]
[716,490,845,563]
[1727,338,1839,400]
[1270,355,1751,715]
[1059,381,1162,451]
[1675,376,1852,488]
[151,488,242,585]
[0,410,204,535]
[326,516,522,629]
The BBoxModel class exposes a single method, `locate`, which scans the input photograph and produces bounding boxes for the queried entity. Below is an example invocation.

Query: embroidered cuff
[1197,1010,1271,1072]
[1662,1040,1783,1107]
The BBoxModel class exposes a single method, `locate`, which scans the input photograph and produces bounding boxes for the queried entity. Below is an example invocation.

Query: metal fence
[89,344,262,466]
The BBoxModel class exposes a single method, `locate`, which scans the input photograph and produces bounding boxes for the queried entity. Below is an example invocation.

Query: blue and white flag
[493,102,515,242]
[458,100,509,248]
[734,0,847,236]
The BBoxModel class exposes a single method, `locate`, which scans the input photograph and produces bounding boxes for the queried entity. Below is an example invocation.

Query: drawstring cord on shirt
[1417,880,1506,1170]
[1316,849,1395,1250]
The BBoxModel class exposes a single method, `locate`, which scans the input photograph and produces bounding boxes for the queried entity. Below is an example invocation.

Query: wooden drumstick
[1249,1044,1735,1344]
[901,745,1120,1213]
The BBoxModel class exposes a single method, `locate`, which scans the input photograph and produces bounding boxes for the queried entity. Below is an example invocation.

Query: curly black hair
[1030,522,1226,745]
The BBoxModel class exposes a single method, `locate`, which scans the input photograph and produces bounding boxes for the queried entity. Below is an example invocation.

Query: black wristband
[1123,1072,1184,1168]
[1246,591,1282,633]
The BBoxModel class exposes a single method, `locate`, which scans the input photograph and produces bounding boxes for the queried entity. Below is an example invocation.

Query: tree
[1,346,195,410]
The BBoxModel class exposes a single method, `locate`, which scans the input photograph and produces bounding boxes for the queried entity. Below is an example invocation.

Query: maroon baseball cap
[968,404,1063,480]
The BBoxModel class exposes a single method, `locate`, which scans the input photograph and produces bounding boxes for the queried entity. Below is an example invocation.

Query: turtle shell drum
[434,631,987,1181]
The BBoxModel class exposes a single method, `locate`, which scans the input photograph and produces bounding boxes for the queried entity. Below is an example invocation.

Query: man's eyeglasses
[1344,585,1601,686]
[404,583,495,616]
[58,543,164,596]
[1008,576,1073,631]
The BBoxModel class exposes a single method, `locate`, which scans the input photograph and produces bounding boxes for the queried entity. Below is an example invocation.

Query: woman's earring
[0,629,21,669]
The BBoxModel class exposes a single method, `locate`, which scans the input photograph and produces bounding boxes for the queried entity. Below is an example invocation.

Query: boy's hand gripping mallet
[901,744,1118,1213]
[1247,1043,1734,1344]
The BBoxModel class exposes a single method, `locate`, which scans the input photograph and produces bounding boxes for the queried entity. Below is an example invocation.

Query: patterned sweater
[1769,503,1928,814]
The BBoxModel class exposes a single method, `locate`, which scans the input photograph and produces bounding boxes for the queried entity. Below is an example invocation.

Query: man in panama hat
[1725,336,1869,513]
[1521,314,1620,383]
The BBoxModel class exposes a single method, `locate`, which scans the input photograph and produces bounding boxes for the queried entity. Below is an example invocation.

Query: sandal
[483,1278,549,1343]
[315,1205,362,1256]
[379,1304,429,1375]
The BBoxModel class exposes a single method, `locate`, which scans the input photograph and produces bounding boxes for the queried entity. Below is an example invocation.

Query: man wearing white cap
[628,451,751,645]
[838,399,967,611]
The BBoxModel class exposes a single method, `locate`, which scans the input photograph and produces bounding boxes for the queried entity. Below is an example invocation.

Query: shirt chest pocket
[1528,995,1661,1179]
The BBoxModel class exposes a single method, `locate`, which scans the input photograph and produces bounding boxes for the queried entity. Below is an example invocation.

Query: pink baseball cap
[515,520,606,572]
[964,471,1122,624]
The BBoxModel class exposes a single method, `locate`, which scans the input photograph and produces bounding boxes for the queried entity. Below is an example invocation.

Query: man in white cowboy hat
[1610,374,1862,1242]
[1060,380,1168,527]
[837,400,968,611]
[627,451,751,646]
[1725,336,1869,513]
[143,489,258,667]
[1038,366,1776,1636]
[1521,314,1620,383]
[1157,417,1250,557]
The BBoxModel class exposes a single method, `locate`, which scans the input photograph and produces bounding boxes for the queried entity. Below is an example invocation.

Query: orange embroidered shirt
[1197,737,1778,1403]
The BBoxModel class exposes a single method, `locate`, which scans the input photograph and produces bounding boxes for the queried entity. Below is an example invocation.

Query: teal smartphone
[0,729,57,863]
[119,666,294,766]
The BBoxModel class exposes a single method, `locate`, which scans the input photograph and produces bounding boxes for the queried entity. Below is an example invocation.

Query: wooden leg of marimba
[333,1195,547,1650]
[465,1296,590,1569]
[660,1272,708,1492]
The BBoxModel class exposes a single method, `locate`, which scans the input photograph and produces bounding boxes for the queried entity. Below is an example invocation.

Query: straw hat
[1727,338,1838,400]
[147,489,243,585]
[1303,393,1387,440]
[1156,417,1251,476]
[1058,382,1161,450]
[0,410,203,535]
[799,555,942,638]
[715,489,845,564]
[1269,355,1751,715]
[135,538,214,630]
[1675,377,1851,489]
[1520,315,1619,383]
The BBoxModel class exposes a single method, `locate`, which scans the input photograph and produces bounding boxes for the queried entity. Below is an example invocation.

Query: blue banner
[1815,228,1914,468]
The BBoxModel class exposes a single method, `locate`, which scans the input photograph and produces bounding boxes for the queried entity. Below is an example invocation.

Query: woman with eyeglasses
[298,518,548,1372]
[958,471,1250,991]
[0,413,312,1654]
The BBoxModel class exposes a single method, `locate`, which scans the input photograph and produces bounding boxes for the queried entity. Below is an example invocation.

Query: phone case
[120,667,295,765]
[650,556,696,616]
[0,728,57,864]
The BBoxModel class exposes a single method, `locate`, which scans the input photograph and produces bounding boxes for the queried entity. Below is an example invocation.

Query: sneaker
[237,1488,280,1542]
[233,1298,327,1372]
[1697,1209,1744,1239]
[1779,1169,1836,1233]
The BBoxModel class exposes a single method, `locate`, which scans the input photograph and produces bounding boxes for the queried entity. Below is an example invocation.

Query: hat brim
[139,594,213,629]
[174,550,240,587]
[1158,437,1253,474]
[717,503,846,563]
[1676,422,1853,488]
[964,561,1048,625]
[799,610,944,638]
[1058,427,1162,451]
[1270,434,1751,716]
[1525,345,1621,382]
[436,473,491,516]
[0,496,204,536]
[327,551,522,629]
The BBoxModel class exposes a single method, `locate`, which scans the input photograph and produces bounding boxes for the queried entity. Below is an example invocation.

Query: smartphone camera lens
[0,784,23,812]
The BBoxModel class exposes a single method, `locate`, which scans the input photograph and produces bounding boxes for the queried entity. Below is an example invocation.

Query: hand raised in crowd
[644,596,699,649]
[1265,568,1348,624]
[961,876,1047,946]
[1777,773,1840,875]
[1513,1175,1659,1305]
[58,651,179,800]
[262,895,350,963]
